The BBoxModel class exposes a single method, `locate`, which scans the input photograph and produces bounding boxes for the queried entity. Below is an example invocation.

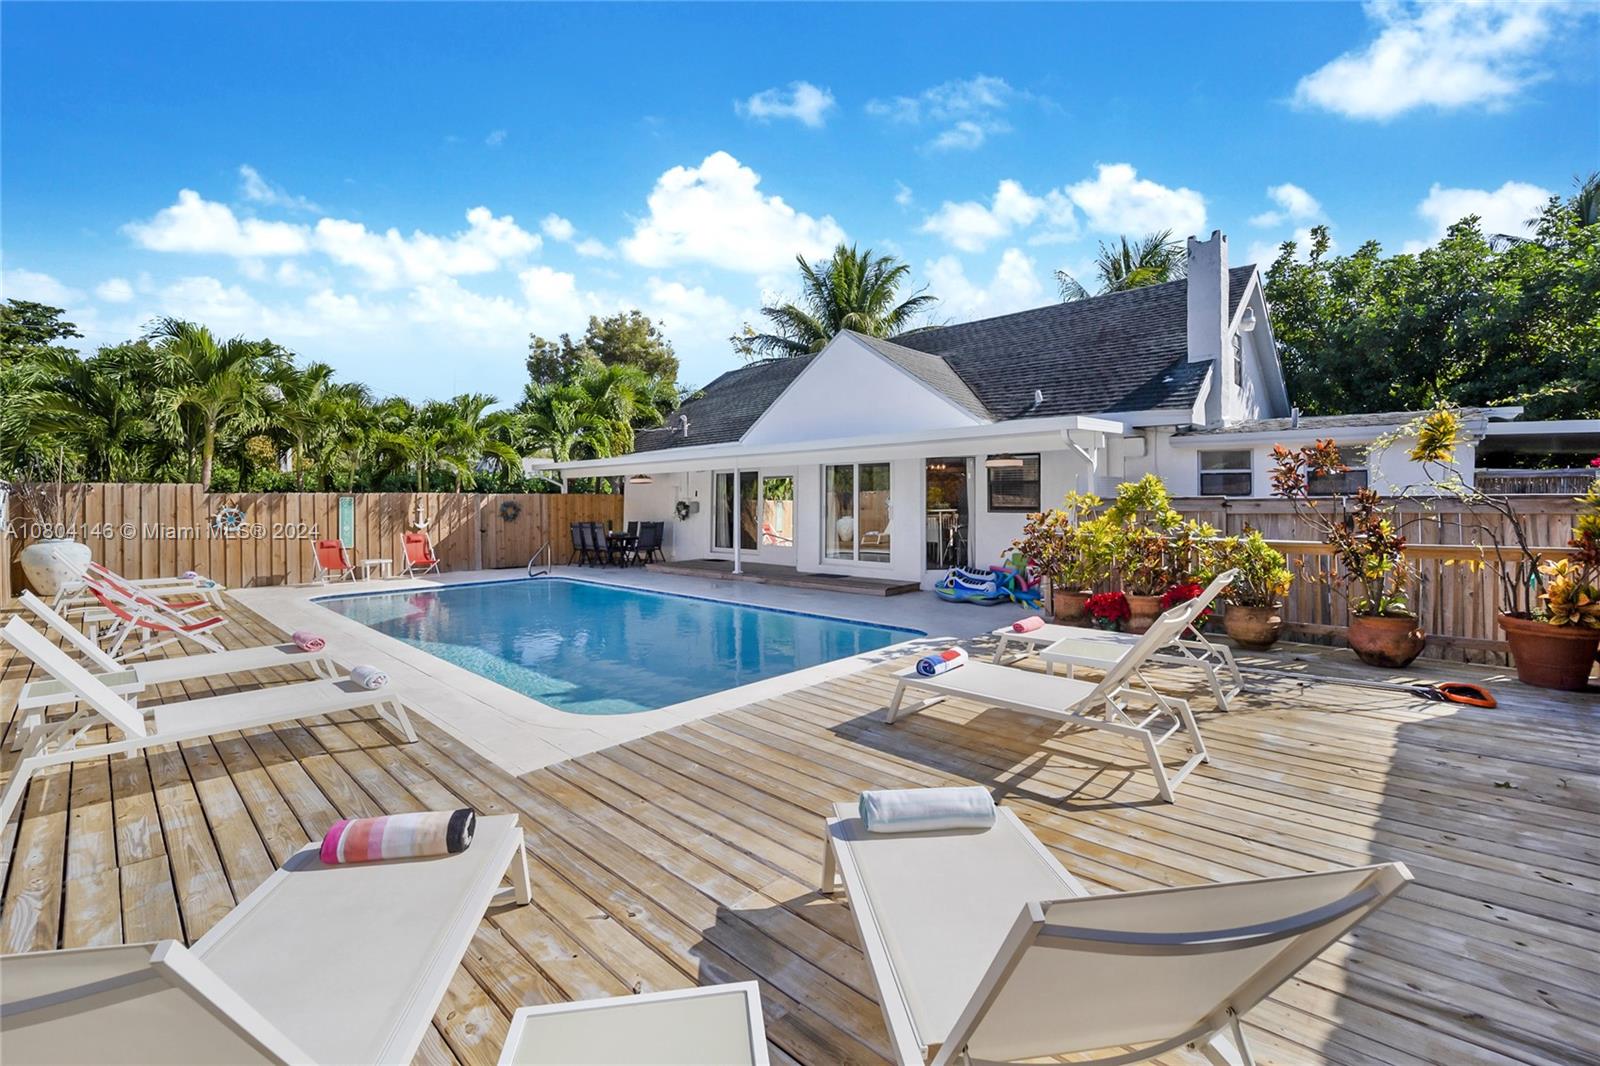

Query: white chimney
[1186,230,1228,367]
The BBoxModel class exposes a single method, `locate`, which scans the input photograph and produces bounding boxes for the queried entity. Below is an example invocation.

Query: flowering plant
[1160,582,1215,628]
[1085,591,1130,630]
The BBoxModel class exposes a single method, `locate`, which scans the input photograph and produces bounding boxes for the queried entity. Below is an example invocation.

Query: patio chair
[51,557,226,613]
[13,590,338,746]
[568,522,588,565]
[888,607,1207,802]
[498,983,770,1066]
[643,521,666,563]
[626,520,639,537]
[400,531,441,577]
[632,521,664,566]
[0,616,417,831]
[83,580,230,659]
[312,538,357,584]
[992,570,1244,710]
[820,799,1412,1066]
[0,814,531,1065]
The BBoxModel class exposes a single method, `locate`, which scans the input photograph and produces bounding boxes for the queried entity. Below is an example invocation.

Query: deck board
[0,593,1596,1065]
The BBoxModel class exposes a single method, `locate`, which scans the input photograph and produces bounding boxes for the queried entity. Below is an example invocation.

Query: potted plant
[10,452,90,598]
[1389,410,1600,689]
[1214,529,1294,649]
[1012,492,1107,624]
[1104,475,1181,633]
[1085,591,1130,631]
[1271,440,1424,667]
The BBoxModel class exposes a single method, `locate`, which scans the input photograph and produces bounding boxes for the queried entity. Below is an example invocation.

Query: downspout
[1061,430,1097,493]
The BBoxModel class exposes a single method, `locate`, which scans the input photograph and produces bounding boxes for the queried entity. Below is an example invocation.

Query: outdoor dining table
[606,531,638,566]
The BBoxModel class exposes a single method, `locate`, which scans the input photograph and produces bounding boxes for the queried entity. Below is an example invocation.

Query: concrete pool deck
[230,565,1036,775]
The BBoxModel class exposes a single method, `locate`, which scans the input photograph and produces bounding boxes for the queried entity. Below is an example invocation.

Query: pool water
[318,577,920,715]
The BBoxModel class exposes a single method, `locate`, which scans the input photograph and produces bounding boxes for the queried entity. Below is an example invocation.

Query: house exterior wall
[1151,427,1478,499]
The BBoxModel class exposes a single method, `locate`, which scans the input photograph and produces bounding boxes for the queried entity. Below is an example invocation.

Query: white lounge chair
[992,570,1244,710]
[0,617,416,830]
[499,983,770,1066]
[51,556,226,612]
[889,608,1208,802]
[77,579,230,659]
[820,799,1412,1066]
[0,813,532,1065]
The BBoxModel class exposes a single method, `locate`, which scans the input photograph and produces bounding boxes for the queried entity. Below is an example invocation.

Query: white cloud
[1251,183,1322,227]
[924,248,1047,321]
[573,238,613,259]
[867,75,1021,151]
[94,277,135,303]
[124,189,312,257]
[237,165,320,213]
[1,268,85,306]
[1294,1,1575,120]
[893,181,913,208]
[620,151,846,274]
[920,179,1076,253]
[736,81,836,128]
[314,206,541,289]
[1414,179,1553,244]
[541,214,576,241]
[485,129,508,148]
[1066,164,1206,238]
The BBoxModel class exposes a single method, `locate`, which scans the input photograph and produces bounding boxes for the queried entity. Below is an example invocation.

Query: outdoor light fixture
[984,454,1024,469]
[1239,307,1257,332]
[626,474,654,485]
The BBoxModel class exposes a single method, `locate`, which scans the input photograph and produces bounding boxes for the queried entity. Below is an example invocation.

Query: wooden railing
[4,485,623,591]
[1171,496,1585,664]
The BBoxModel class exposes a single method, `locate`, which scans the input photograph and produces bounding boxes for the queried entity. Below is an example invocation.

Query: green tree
[1055,230,1187,301]
[1,301,85,475]
[148,318,285,487]
[527,310,679,387]
[735,243,937,359]
[1264,193,1599,419]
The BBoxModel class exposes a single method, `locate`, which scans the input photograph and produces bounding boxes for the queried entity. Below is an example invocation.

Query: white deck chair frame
[820,803,1413,1066]
[499,982,770,1066]
[78,576,230,660]
[993,570,1243,709]
[0,617,415,830]
[889,607,1208,802]
[0,815,532,1065]
[49,550,226,616]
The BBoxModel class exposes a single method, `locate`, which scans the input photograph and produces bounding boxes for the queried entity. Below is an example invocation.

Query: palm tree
[1056,231,1187,301]
[148,318,282,487]
[268,361,339,489]
[433,392,521,490]
[518,381,605,463]
[12,347,154,480]
[737,243,938,359]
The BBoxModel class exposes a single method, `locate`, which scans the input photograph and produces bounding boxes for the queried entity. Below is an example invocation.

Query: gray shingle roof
[634,355,814,452]
[1173,405,1502,437]
[633,265,1258,453]
[843,331,992,420]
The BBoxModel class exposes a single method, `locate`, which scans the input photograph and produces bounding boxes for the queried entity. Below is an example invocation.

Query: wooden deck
[2,596,1597,1065]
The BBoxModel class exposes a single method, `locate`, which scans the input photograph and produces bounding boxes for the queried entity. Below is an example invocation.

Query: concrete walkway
[231,565,1033,776]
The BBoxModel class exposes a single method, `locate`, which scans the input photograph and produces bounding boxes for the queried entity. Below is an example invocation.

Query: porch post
[731,463,743,575]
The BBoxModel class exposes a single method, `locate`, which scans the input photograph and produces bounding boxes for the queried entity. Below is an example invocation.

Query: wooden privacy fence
[3,485,623,591]
[1172,495,1583,664]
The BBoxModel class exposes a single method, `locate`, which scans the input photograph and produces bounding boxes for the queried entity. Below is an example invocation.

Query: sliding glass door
[713,471,757,551]
[825,462,891,563]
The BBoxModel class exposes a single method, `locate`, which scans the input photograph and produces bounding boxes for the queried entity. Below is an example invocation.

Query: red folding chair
[313,539,358,584]
[400,532,441,577]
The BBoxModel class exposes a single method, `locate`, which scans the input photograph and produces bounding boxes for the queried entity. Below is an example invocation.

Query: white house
[548,231,1596,588]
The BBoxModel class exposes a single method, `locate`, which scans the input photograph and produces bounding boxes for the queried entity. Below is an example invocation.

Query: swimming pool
[317,577,921,715]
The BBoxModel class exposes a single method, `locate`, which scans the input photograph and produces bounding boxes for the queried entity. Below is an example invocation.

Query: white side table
[359,558,393,580]
[498,982,769,1065]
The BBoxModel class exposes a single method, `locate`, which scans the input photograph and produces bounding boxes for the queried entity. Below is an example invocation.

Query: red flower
[1085,591,1131,630]
[1161,581,1215,627]
[1590,456,1600,468]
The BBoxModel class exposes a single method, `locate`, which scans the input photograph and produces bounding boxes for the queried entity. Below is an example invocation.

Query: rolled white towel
[858,785,995,834]
[349,664,389,690]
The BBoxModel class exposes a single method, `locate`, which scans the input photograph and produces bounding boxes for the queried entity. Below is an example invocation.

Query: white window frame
[824,462,892,565]
[1198,449,1253,496]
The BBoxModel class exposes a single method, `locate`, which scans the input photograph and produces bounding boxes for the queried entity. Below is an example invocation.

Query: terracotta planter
[1499,613,1600,691]
[1347,614,1426,668]
[1126,594,1163,634]
[1224,603,1284,650]
[1051,588,1091,625]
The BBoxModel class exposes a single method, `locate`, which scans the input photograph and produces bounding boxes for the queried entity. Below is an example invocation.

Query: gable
[741,333,988,447]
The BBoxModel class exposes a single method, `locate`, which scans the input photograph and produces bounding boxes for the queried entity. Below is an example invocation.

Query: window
[1199,450,1252,496]
[761,476,794,547]
[986,454,1041,512]
[713,471,757,550]
[825,462,892,562]
[1308,446,1370,495]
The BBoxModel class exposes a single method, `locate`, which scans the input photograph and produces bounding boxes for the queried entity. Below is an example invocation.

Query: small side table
[359,558,393,580]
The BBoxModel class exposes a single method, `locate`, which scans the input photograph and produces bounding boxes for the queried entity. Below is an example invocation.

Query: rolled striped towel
[320,809,476,864]
[291,630,327,652]
[350,664,388,690]
[182,570,200,580]
[1011,615,1045,633]
[859,786,995,834]
[915,647,967,677]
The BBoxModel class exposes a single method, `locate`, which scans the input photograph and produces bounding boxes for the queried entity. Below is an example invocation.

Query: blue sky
[3,2,1595,403]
